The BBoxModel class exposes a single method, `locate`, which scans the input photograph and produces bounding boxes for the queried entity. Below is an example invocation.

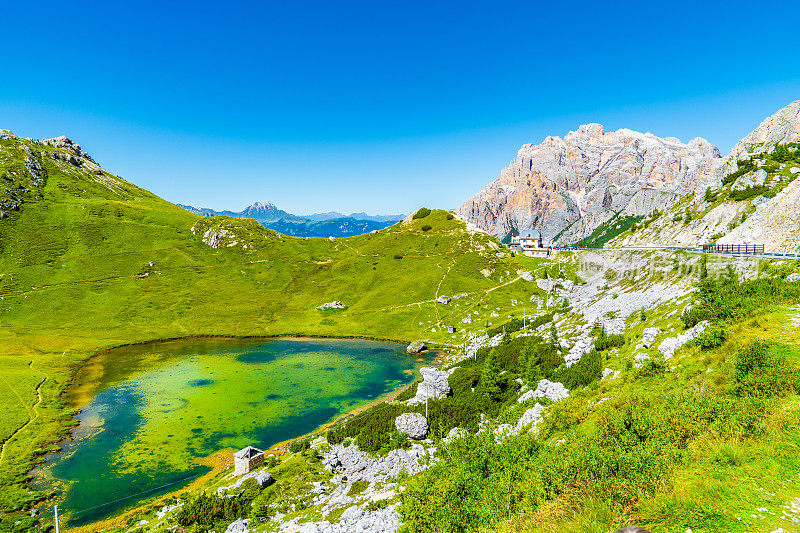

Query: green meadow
[0,135,546,514]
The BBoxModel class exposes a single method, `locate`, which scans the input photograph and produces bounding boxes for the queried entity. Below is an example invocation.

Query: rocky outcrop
[394,413,428,440]
[216,469,273,496]
[42,135,94,162]
[658,320,709,359]
[458,123,721,243]
[406,367,457,405]
[641,327,660,349]
[719,176,800,252]
[316,301,346,310]
[406,340,427,354]
[721,100,800,177]
[516,402,545,430]
[622,188,680,216]
[294,505,400,533]
[225,518,250,533]
[518,379,568,403]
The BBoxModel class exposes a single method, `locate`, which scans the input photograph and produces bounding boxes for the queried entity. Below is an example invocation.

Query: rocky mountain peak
[458,123,722,243]
[722,100,800,176]
[242,201,279,214]
[42,135,93,161]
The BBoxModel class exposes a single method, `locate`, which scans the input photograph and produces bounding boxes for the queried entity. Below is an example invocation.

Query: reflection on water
[33,337,430,525]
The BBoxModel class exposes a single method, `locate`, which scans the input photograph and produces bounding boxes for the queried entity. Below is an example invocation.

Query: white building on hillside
[511,230,550,257]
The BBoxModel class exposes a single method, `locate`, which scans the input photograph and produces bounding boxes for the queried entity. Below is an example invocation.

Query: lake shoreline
[39,335,443,532]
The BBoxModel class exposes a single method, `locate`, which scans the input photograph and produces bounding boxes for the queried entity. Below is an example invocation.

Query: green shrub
[729,184,774,201]
[421,224,432,232]
[683,274,800,328]
[486,318,523,338]
[722,159,757,186]
[703,188,717,202]
[637,358,667,377]
[770,143,800,164]
[289,439,310,453]
[393,254,403,260]
[349,479,370,496]
[326,427,345,445]
[594,329,625,351]
[733,340,799,398]
[365,499,391,511]
[446,213,454,220]
[555,349,601,390]
[400,387,774,533]
[412,207,431,219]
[693,324,728,350]
[176,479,264,530]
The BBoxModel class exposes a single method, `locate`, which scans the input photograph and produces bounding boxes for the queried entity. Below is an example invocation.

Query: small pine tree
[478,348,502,403]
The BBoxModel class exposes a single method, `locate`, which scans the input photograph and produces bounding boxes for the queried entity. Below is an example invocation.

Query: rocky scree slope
[458,123,721,243]
[613,100,800,252]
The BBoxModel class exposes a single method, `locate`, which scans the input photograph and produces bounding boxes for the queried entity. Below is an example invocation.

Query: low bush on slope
[682,269,800,328]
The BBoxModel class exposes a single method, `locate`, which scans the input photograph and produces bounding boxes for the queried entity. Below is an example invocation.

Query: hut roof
[234,446,264,459]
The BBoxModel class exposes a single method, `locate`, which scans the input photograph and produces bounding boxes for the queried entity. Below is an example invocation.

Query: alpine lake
[32,337,433,525]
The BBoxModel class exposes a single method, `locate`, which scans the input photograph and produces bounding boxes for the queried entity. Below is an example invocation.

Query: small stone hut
[233,446,265,475]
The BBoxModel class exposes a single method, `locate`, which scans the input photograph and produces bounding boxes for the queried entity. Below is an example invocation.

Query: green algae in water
[36,337,429,525]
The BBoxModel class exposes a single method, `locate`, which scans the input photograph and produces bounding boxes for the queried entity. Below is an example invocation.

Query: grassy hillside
[93,252,800,533]
[0,134,547,516]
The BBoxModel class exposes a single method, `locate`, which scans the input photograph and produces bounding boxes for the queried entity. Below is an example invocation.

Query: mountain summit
[458,124,722,243]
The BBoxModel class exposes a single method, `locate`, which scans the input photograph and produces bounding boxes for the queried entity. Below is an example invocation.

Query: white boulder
[658,321,710,359]
[394,413,428,440]
[407,367,457,405]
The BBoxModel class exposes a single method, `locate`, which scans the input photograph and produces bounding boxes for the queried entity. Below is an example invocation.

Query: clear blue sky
[2,1,799,214]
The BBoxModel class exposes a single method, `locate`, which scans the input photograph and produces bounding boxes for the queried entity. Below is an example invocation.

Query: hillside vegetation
[96,254,800,533]
[0,133,544,518]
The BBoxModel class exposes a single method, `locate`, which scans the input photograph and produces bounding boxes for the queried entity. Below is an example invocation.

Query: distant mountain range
[177,201,405,238]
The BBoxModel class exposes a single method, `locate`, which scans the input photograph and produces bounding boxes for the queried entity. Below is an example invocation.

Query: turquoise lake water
[33,337,429,525]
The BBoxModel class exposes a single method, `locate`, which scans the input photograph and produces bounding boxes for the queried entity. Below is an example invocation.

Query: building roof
[234,446,264,459]
[519,229,542,240]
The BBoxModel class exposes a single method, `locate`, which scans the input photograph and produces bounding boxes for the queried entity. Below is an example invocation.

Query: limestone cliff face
[458,124,722,243]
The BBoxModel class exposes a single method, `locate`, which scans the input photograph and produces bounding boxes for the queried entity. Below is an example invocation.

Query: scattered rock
[565,335,593,367]
[521,271,534,282]
[407,367,457,405]
[394,413,428,439]
[658,320,710,359]
[316,301,346,310]
[406,340,427,354]
[641,327,660,348]
[787,273,800,282]
[516,403,544,430]
[437,296,451,304]
[225,518,249,533]
[533,379,569,402]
